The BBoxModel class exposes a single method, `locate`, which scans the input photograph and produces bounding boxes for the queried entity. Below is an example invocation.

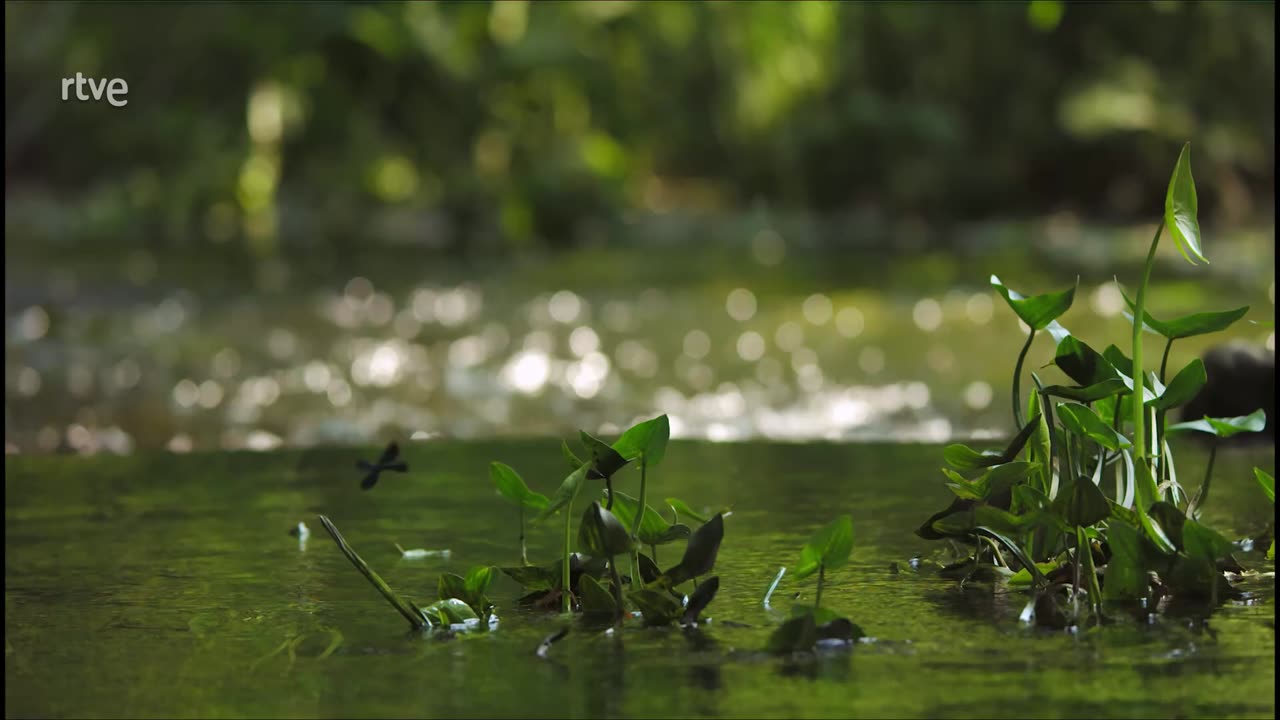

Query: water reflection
[4,262,1271,454]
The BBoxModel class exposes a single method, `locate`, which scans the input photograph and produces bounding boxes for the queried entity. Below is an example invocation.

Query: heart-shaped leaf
[464,566,495,597]
[1040,378,1127,403]
[665,497,709,524]
[1164,142,1207,265]
[490,462,549,510]
[607,491,691,546]
[795,515,853,580]
[1056,402,1132,451]
[1146,501,1186,551]
[1181,517,1235,564]
[1060,475,1110,528]
[421,598,479,625]
[562,440,585,471]
[577,574,618,616]
[1054,336,1119,387]
[629,588,683,626]
[500,563,560,591]
[1119,287,1248,339]
[1168,409,1267,438]
[1147,358,1207,411]
[612,414,670,467]
[991,275,1077,330]
[578,501,633,557]
[580,431,629,479]
[681,576,720,625]
[664,513,725,585]
[438,573,469,603]
[1102,521,1149,600]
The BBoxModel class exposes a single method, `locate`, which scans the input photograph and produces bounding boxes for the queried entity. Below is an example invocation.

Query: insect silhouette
[357,441,408,490]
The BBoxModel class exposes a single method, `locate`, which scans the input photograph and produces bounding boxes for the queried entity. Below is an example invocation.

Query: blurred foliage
[4,1,1275,256]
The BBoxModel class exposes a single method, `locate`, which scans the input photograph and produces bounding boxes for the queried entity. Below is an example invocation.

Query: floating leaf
[533,464,589,524]
[612,414,671,467]
[421,598,479,626]
[490,462,549,510]
[1056,402,1132,451]
[664,514,725,585]
[795,515,854,580]
[578,501,633,557]
[990,275,1077,330]
[1147,359,1206,411]
[1256,468,1275,503]
[1164,142,1207,265]
[1168,409,1268,438]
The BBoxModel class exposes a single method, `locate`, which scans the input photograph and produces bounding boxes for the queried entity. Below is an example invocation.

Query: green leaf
[562,440,585,471]
[1268,539,1275,561]
[1168,409,1268,438]
[682,576,720,625]
[1062,475,1110,527]
[1119,288,1248,340]
[607,491,690,546]
[1181,517,1235,564]
[1054,336,1119,387]
[1164,142,1207,265]
[1040,378,1128,403]
[1056,402,1132,451]
[665,497,709,524]
[766,613,818,654]
[1256,467,1275,504]
[533,464,589,524]
[943,414,1042,470]
[664,513,725,585]
[499,564,559,591]
[578,501,633,557]
[489,462,549,510]
[974,527,1045,586]
[990,275,1077,330]
[1102,521,1149,600]
[438,573,469,603]
[1146,501,1186,551]
[464,566,494,597]
[612,414,670,466]
[629,588,682,626]
[580,431,629,479]
[577,574,618,616]
[1008,562,1062,588]
[1147,359,1206,411]
[421,598,479,625]
[795,515,854,580]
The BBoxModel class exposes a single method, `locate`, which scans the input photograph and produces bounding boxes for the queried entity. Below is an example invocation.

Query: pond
[5,439,1274,718]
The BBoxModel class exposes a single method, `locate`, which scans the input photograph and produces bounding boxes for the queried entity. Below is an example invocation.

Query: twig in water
[763,566,786,609]
[318,515,427,630]
[535,626,570,658]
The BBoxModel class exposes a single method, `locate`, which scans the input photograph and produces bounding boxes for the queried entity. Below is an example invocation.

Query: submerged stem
[629,455,649,590]
[1012,329,1036,428]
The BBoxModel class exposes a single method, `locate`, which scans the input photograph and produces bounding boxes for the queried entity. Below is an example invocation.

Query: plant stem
[1012,329,1036,428]
[1131,223,1163,472]
[1188,442,1218,519]
[607,556,625,624]
[814,564,825,614]
[629,455,649,590]
[317,515,426,630]
[519,505,528,566]
[561,481,582,615]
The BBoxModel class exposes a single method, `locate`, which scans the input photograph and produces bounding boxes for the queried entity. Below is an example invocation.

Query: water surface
[5,440,1275,718]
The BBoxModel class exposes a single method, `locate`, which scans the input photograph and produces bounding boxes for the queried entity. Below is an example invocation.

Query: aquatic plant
[917,142,1274,626]
[766,515,864,654]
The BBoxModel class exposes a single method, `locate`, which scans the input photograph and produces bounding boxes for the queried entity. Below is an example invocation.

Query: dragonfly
[357,441,408,490]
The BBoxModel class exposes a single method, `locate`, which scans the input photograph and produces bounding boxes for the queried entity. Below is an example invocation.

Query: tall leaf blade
[1164,142,1207,265]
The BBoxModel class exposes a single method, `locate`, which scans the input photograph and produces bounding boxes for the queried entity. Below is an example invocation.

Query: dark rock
[1180,342,1274,442]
